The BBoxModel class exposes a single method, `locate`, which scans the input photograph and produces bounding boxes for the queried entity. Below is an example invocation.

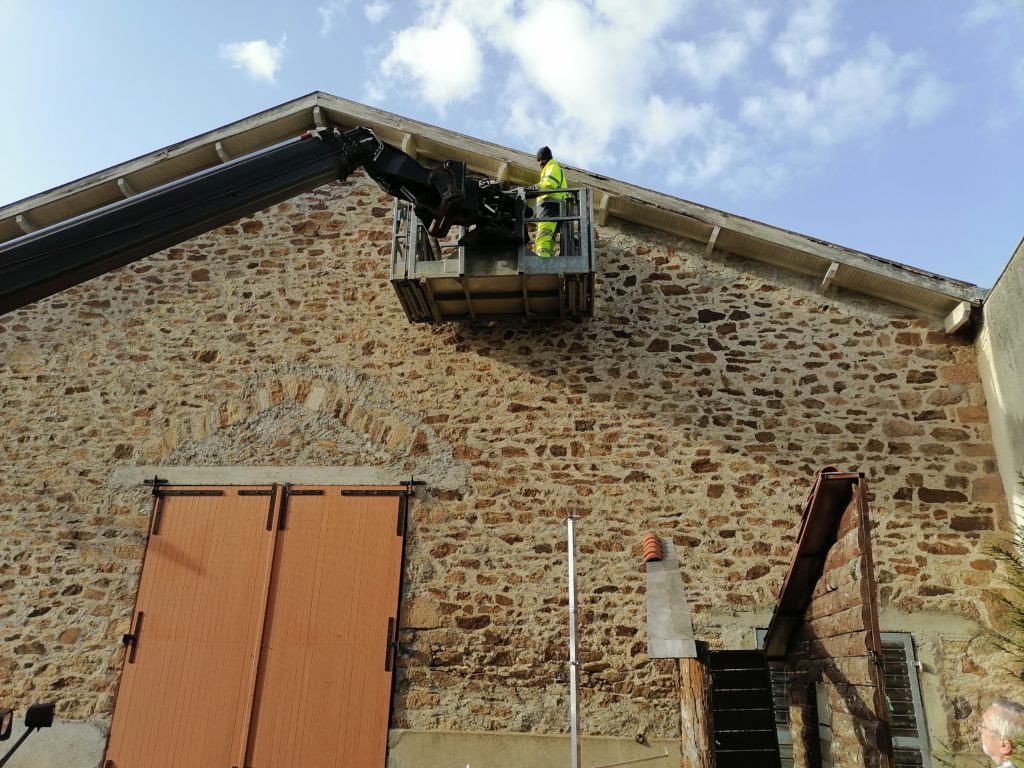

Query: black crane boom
[0,126,523,316]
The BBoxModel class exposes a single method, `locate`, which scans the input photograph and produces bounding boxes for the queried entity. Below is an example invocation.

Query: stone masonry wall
[0,172,1014,749]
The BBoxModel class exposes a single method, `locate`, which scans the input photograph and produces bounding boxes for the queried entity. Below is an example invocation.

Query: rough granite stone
[0,173,1015,744]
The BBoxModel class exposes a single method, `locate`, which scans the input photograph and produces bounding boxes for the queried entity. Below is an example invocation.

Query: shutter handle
[122,612,144,663]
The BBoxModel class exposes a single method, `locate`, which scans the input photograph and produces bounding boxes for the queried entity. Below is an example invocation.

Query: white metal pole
[567,514,582,768]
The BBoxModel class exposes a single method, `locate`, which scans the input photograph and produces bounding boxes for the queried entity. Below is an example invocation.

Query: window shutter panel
[881,633,931,768]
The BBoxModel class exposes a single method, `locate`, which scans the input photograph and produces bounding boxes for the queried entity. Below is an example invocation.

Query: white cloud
[367,0,961,198]
[373,0,689,154]
[741,37,949,145]
[497,1,651,144]
[632,96,714,160]
[676,33,751,90]
[690,139,739,187]
[987,57,1024,132]
[318,0,350,37]
[364,1,391,24]
[504,0,687,153]
[771,0,837,79]
[675,125,745,188]
[905,75,955,125]
[591,0,686,38]
[963,0,1024,27]
[219,37,285,83]
[741,8,773,40]
[363,78,386,105]
[380,18,483,110]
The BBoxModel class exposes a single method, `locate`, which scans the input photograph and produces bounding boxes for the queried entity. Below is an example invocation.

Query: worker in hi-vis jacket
[533,146,568,258]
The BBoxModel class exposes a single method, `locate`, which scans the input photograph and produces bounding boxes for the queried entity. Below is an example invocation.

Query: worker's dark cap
[535,146,552,163]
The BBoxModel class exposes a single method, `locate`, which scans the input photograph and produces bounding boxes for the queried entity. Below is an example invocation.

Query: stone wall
[0,173,1014,763]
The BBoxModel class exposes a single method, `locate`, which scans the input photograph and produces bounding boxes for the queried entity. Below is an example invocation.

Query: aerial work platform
[390,187,596,323]
[0,126,598,323]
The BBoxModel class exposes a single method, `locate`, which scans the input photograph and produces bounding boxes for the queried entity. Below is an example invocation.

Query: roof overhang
[0,91,986,321]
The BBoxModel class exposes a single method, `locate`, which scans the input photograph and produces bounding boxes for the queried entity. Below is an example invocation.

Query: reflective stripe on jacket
[537,159,568,203]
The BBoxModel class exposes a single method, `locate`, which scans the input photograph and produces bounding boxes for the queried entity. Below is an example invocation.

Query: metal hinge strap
[279,484,291,530]
[149,478,165,535]
[340,490,409,497]
[397,495,408,537]
[384,617,397,672]
[265,484,278,530]
[153,489,224,497]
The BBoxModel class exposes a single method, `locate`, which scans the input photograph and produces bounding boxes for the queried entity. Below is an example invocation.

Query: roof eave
[0,91,986,321]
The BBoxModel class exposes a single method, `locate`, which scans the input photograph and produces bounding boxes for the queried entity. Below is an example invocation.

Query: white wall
[977,237,1024,526]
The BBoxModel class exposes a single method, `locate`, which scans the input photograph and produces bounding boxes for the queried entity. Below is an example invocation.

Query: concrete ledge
[1,720,105,768]
[109,464,426,489]
[386,729,680,768]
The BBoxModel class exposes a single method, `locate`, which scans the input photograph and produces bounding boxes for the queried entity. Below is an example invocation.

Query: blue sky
[1,0,1021,288]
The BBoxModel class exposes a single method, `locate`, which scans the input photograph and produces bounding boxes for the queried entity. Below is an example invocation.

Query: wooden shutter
[244,487,406,768]
[881,633,931,768]
[106,484,407,768]
[105,487,279,768]
[708,650,782,768]
[755,629,795,768]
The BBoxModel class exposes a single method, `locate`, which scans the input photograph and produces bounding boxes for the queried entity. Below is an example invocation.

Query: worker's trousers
[535,200,561,258]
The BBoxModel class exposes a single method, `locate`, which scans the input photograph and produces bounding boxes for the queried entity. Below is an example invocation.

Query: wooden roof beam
[15,213,38,234]
[819,262,839,294]
[704,225,721,259]
[596,193,613,227]
[944,300,971,334]
[117,178,137,198]
[401,133,417,160]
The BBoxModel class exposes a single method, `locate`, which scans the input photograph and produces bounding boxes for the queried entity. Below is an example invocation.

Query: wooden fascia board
[0,92,322,223]
[568,180,984,307]
[0,90,985,312]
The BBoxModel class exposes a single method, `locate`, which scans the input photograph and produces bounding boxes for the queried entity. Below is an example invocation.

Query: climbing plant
[987,473,1024,677]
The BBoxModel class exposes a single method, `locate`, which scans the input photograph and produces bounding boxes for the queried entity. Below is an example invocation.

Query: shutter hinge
[397,495,408,536]
[122,612,144,663]
[143,475,167,491]
[384,617,397,672]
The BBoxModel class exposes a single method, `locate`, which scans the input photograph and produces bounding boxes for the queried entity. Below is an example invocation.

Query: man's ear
[1002,736,1015,757]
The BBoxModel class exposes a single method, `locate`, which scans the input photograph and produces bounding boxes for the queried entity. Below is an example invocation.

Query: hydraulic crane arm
[0,126,523,316]
[334,127,520,241]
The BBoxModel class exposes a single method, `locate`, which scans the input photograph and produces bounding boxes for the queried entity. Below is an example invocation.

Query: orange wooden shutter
[105,486,279,768]
[244,487,406,768]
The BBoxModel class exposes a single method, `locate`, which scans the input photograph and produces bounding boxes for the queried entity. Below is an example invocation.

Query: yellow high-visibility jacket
[537,159,569,204]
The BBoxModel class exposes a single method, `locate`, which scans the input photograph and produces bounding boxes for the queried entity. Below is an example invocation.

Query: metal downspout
[567,514,581,768]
